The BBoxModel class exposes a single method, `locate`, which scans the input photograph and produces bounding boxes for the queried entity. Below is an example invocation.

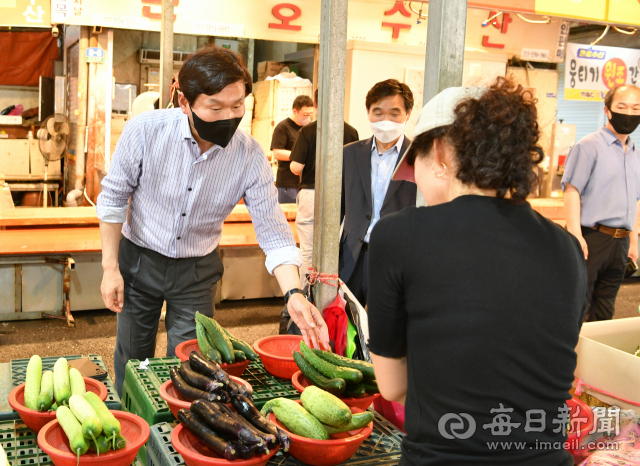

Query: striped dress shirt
[96,108,301,274]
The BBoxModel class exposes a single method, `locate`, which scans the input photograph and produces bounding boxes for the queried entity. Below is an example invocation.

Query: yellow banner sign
[0,0,51,27]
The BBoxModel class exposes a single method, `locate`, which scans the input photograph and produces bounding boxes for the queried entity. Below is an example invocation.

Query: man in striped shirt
[97,46,329,395]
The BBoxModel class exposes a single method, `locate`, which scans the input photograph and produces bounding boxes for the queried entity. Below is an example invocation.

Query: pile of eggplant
[172,351,291,460]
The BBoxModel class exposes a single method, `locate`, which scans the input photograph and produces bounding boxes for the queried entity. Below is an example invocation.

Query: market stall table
[0,222,299,321]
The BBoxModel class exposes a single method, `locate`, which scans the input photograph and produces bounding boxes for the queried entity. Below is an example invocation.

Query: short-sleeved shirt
[289,121,359,189]
[368,195,587,466]
[271,117,302,189]
[562,126,640,231]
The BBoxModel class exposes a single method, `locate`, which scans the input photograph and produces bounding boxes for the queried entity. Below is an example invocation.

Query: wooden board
[0,221,299,256]
[0,203,298,227]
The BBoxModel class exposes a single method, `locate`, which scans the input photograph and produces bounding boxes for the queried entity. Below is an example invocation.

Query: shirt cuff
[96,204,128,223]
[265,245,302,275]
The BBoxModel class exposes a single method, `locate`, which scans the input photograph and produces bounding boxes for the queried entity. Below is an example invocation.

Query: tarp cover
[0,32,59,86]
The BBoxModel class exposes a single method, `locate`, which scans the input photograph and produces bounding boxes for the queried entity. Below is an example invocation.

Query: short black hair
[366,79,414,113]
[604,85,640,110]
[292,95,314,111]
[178,46,252,107]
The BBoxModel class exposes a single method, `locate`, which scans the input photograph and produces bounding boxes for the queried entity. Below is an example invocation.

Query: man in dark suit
[340,79,417,306]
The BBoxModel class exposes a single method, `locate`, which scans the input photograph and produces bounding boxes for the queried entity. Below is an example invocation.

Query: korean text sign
[564,42,640,102]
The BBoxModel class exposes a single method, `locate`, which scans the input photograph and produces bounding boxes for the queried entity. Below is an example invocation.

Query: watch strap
[284,288,305,305]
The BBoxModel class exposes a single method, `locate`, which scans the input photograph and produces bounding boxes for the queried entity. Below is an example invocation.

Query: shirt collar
[371,134,405,156]
[181,112,193,140]
[600,126,635,150]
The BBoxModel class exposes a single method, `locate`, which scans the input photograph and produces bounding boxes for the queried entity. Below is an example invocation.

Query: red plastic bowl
[9,377,109,433]
[37,410,150,466]
[566,397,595,457]
[171,422,279,466]
[175,339,251,376]
[159,377,253,419]
[253,335,302,379]
[291,371,381,411]
[268,400,373,466]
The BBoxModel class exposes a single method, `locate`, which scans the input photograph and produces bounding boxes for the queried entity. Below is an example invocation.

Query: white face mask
[369,119,406,143]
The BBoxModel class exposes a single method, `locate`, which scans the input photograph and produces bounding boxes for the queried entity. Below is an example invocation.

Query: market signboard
[50,0,567,63]
[564,43,640,101]
[0,0,50,27]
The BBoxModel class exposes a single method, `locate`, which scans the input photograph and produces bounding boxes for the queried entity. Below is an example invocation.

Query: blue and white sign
[85,47,105,64]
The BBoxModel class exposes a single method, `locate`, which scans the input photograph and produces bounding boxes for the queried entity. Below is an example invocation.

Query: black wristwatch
[284,288,305,305]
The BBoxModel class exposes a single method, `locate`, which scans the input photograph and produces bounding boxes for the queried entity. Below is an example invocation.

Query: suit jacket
[339,136,417,283]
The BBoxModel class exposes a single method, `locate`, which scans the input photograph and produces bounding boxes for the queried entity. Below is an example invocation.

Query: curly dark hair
[408,77,544,202]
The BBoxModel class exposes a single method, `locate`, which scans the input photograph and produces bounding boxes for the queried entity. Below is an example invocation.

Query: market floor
[0,298,284,379]
[3,279,640,379]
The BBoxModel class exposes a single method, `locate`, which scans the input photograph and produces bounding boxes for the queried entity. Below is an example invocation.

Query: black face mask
[608,109,640,135]
[190,108,243,148]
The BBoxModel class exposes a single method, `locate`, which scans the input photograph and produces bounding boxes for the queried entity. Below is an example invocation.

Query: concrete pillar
[312,0,348,311]
[159,0,174,108]
[417,0,468,206]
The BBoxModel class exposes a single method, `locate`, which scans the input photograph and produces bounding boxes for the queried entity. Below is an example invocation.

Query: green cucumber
[261,398,328,440]
[113,435,127,450]
[300,386,352,427]
[89,435,111,455]
[234,350,247,361]
[197,321,222,363]
[69,394,103,442]
[293,351,346,396]
[195,312,234,363]
[37,371,55,411]
[322,412,374,435]
[300,342,363,384]
[50,402,59,411]
[220,327,258,361]
[56,405,89,464]
[25,355,42,410]
[53,358,71,406]
[69,368,86,396]
[84,392,121,449]
[361,380,379,394]
[344,384,366,398]
[311,349,375,381]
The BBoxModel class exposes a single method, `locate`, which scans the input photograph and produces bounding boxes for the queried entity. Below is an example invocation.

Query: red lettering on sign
[501,13,512,33]
[483,10,501,29]
[142,0,178,20]
[382,22,411,39]
[385,1,411,17]
[482,35,505,48]
[269,3,302,31]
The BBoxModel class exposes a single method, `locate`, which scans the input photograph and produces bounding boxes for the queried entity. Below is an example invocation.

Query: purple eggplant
[232,395,279,437]
[226,379,253,400]
[177,409,238,460]
[170,367,210,401]
[180,361,224,393]
[237,443,267,459]
[189,351,229,384]
[217,403,277,447]
[191,400,264,446]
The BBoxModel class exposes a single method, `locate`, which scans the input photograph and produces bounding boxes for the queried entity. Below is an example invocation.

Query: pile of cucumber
[174,353,292,460]
[195,312,258,364]
[261,387,374,440]
[24,355,87,412]
[57,392,125,462]
[293,342,379,397]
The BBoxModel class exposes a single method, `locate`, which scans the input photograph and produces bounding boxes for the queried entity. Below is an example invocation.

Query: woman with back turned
[367,78,588,466]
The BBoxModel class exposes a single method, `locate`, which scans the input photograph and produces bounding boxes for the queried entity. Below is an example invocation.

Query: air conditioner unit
[138,49,190,66]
